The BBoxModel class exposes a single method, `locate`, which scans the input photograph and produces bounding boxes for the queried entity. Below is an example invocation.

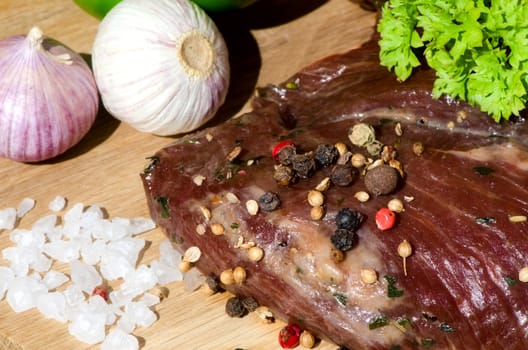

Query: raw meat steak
[141,40,528,349]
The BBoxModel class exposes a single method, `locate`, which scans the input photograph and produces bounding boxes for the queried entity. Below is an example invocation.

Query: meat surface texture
[141,40,528,349]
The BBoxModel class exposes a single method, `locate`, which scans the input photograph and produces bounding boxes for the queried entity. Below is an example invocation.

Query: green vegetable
[74,0,257,17]
[377,0,528,122]
[192,0,258,12]
[73,0,121,18]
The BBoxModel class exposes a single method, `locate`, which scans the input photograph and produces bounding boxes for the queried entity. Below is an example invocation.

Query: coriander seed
[245,199,259,216]
[519,266,528,282]
[351,153,367,168]
[413,142,424,156]
[360,268,377,284]
[220,268,234,285]
[307,190,324,207]
[354,191,370,202]
[210,223,225,235]
[334,142,348,155]
[178,260,192,273]
[387,198,405,213]
[233,266,247,284]
[310,206,325,221]
[398,240,412,276]
[300,331,316,348]
[248,246,264,262]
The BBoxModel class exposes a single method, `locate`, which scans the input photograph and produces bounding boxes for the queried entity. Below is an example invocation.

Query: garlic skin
[92,0,230,136]
[0,27,99,162]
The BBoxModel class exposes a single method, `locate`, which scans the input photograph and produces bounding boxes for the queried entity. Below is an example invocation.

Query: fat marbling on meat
[141,40,528,349]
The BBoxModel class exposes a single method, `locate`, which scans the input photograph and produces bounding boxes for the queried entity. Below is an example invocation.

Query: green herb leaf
[476,216,496,226]
[421,338,436,348]
[156,197,170,218]
[378,0,528,122]
[439,322,455,333]
[143,156,159,174]
[368,315,389,330]
[333,293,348,307]
[504,276,519,287]
[384,275,404,298]
[473,166,494,175]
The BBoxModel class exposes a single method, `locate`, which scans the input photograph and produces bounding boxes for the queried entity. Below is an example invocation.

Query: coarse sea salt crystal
[80,238,106,265]
[121,265,158,297]
[42,270,69,290]
[0,266,14,299]
[30,252,52,273]
[150,259,183,284]
[100,253,135,281]
[62,284,85,308]
[48,195,67,212]
[70,260,102,293]
[31,214,58,234]
[159,240,182,267]
[102,329,139,350]
[10,228,45,248]
[0,207,17,230]
[6,276,47,312]
[117,314,136,334]
[17,197,35,218]
[3,246,32,276]
[37,291,68,323]
[124,301,157,328]
[62,202,84,239]
[139,293,160,307]
[42,239,81,263]
[183,267,206,292]
[68,307,107,344]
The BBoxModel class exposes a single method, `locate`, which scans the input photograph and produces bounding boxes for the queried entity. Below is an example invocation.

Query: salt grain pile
[0,196,195,349]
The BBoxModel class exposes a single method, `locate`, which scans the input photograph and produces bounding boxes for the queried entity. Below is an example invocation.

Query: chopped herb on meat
[368,315,389,330]
[384,275,404,298]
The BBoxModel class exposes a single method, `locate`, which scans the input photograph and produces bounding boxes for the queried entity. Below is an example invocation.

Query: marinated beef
[141,40,528,349]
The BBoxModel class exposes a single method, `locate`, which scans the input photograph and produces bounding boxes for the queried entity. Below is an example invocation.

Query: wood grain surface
[0,1,377,349]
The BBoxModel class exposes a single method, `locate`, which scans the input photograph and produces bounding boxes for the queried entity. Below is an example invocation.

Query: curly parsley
[378,0,528,122]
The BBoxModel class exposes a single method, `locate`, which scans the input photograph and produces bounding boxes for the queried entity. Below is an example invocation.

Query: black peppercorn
[225,297,247,318]
[273,164,295,186]
[314,144,339,167]
[277,145,296,166]
[205,274,223,294]
[330,164,357,187]
[291,153,316,178]
[364,164,400,196]
[335,208,363,231]
[258,192,281,211]
[330,228,357,251]
[241,296,259,312]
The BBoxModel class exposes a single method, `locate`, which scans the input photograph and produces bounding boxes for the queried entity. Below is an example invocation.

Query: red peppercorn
[92,286,108,301]
[278,324,301,348]
[272,140,295,160]
[375,208,396,230]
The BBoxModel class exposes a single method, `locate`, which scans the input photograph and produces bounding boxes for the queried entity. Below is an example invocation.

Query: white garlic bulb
[92,0,230,136]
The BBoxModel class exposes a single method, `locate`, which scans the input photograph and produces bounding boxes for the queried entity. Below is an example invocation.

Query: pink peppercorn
[375,208,396,230]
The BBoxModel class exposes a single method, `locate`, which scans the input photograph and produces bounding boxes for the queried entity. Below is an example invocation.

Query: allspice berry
[364,164,399,196]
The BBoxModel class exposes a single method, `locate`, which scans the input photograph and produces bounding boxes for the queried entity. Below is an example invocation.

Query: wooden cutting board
[0,1,377,349]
